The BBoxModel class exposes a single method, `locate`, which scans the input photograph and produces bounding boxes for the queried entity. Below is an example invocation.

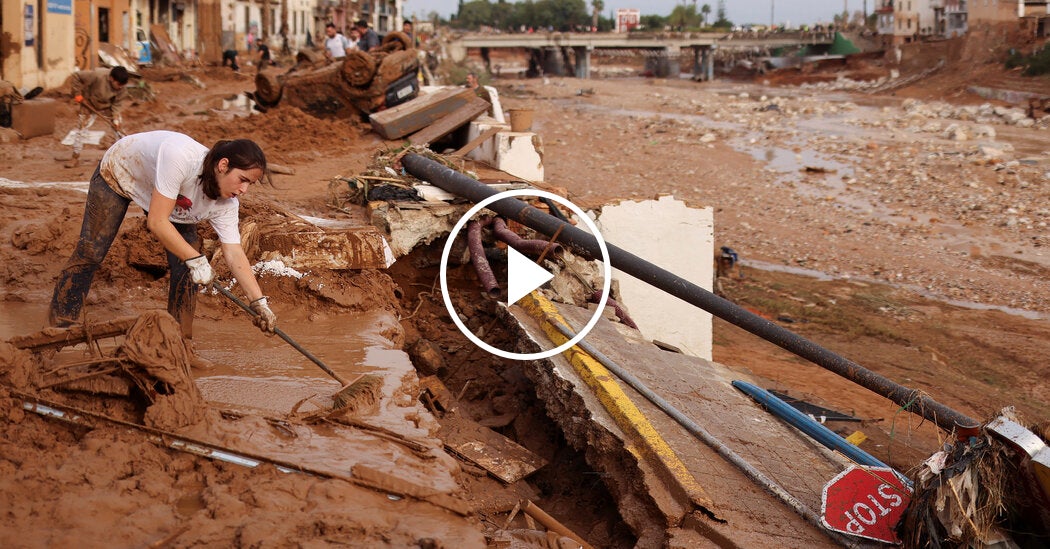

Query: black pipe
[402,153,978,431]
[541,197,569,221]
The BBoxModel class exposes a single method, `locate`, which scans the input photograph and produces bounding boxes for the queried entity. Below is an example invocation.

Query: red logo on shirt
[176,195,192,210]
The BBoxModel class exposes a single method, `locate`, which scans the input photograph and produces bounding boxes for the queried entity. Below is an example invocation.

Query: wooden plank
[438,413,547,484]
[10,317,139,351]
[453,126,501,156]
[407,97,491,146]
[369,87,476,139]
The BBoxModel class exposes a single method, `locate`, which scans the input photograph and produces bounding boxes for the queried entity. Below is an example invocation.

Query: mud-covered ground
[2,29,1050,547]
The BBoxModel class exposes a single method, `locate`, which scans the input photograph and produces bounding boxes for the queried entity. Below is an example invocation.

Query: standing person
[402,20,420,47]
[49,131,277,361]
[323,23,353,60]
[66,66,129,168]
[354,20,380,52]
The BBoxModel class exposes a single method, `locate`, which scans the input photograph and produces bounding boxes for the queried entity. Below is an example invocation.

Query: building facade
[2,0,405,92]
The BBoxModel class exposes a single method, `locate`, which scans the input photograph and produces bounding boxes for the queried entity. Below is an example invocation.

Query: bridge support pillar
[691,46,716,81]
[644,48,673,78]
[705,45,715,81]
[573,46,591,79]
[542,47,565,76]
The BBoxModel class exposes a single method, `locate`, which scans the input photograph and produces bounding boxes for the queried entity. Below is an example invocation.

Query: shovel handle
[211,282,347,385]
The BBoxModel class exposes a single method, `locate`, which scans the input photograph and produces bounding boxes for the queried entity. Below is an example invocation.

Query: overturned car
[253,31,420,119]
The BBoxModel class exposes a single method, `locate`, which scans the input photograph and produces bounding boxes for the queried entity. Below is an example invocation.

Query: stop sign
[821,466,913,543]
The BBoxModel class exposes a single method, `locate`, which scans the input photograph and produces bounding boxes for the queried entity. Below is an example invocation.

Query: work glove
[249,297,277,334]
[185,255,214,285]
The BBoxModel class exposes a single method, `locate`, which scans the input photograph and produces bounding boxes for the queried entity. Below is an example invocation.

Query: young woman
[49,131,277,346]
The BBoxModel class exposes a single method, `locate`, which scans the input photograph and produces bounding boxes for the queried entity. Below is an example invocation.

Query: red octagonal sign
[821,466,913,544]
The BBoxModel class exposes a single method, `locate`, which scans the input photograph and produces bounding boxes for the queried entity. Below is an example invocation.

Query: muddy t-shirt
[100,131,241,244]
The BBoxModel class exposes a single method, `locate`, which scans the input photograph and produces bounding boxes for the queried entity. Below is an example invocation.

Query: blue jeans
[49,165,201,337]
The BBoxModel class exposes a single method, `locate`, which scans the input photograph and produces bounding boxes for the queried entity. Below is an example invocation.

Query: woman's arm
[221,242,264,301]
[146,189,201,260]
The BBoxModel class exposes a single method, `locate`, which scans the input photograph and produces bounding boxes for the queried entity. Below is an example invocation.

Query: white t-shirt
[99,131,242,244]
[325,33,353,59]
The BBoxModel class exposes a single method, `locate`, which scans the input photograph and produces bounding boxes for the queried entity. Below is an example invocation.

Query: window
[99,7,110,43]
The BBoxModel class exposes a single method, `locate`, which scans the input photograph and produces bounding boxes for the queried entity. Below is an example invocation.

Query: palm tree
[701,3,712,27]
[592,0,604,31]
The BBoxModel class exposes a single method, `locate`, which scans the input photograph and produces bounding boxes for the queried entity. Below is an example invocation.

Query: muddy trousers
[49,165,201,338]
[70,111,98,156]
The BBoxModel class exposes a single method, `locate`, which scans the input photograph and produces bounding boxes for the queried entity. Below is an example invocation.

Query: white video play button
[506,246,553,304]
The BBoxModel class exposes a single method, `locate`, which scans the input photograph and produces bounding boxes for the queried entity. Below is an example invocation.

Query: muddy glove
[249,297,277,333]
[185,255,214,285]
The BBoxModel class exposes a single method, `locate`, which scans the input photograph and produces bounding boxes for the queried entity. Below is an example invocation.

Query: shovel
[78,100,127,138]
[211,282,381,411]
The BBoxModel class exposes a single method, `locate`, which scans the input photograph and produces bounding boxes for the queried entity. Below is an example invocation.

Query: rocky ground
[1,30,1049,547]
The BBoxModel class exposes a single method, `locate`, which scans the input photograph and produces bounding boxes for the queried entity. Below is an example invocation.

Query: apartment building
[2,0,404,91]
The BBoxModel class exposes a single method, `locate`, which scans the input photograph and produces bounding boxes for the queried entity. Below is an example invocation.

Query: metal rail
[401,153,978,432]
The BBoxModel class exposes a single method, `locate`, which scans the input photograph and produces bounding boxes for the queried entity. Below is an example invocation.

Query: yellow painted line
[517,292,715,514]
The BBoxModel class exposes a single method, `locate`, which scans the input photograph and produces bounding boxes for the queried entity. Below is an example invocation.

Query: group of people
[323,19,417,60]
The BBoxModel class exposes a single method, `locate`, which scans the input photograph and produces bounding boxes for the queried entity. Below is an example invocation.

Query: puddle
[742,259,1047,320]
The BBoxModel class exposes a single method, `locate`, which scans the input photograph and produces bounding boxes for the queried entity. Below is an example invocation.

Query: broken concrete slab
[462,117,545,182]
[596,196,714,360]
[505,299,845,547]
[241,220,395,271]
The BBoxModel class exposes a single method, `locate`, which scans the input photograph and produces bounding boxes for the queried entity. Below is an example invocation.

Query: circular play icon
[439,190,611,361]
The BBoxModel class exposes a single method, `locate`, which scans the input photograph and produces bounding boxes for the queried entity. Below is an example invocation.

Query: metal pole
[401,153,979,432]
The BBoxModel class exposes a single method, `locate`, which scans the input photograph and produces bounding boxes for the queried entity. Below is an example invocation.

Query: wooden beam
[10,316,139,351]
[407,97,491,146]
[369,87,476,140]
[453,126,502,157]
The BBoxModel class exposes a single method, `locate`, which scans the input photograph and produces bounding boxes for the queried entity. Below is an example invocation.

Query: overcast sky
[405,0,860,27]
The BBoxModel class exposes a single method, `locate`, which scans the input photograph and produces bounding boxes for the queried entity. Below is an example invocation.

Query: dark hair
[199,139,267,200]
[325,22,336,30]
[355,20,369,29]
[110,66,130,85]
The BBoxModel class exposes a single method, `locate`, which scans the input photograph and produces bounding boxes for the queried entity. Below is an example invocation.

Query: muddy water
[191,311,389,415]
[0,302,407,415]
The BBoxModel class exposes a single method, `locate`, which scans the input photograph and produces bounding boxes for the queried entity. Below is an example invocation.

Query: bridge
[447,32,835,80]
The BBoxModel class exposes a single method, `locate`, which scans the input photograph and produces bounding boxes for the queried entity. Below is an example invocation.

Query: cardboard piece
[11,98,57,139]
[61,130,106,146]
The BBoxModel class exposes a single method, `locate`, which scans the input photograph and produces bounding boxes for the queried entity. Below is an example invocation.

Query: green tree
[713,0,732,28]
[701,3,711,26]
[591,0,604,30]
[639,14,666,30]
[459,0,494,29]
[668,2,703,29]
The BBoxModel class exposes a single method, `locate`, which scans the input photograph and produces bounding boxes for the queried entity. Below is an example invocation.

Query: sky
[405,0,859,28]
